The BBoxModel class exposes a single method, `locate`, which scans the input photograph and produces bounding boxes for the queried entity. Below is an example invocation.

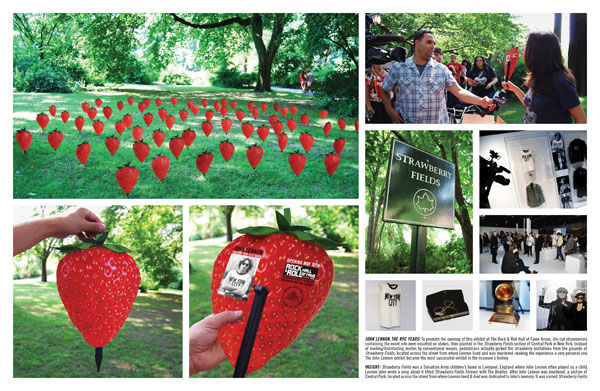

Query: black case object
[426,289,470,322]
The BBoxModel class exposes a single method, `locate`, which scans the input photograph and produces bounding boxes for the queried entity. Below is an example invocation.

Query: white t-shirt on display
[521,148,535,172]
[379,283,402,328]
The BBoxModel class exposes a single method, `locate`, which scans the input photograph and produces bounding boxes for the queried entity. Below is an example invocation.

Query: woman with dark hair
[467,55,498,98]
[503,31,586,123]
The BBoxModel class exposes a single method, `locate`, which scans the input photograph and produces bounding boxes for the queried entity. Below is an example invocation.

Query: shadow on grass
[189,238,358,378]
[13,282,182,378]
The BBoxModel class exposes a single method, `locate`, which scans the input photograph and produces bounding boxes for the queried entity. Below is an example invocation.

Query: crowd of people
[480,230,586,274]
[365,29,586,124]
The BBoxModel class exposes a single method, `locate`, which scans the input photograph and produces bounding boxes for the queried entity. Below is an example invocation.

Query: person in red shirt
[446,53,463,85]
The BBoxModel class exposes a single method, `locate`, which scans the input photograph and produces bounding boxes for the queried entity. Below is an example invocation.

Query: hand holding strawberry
[210,208,340,375]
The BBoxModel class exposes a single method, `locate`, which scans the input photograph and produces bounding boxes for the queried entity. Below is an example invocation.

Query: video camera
[480,150,511,208]
[366,14,408,66]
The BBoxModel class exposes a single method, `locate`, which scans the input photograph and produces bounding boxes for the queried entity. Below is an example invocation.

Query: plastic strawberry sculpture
[210,208,339,376]
[15,129,32,153]
[56,232,140,372]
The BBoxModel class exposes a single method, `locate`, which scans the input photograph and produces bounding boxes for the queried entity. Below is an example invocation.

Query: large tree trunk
[568,13,587,96]
[251,14,285,92]
[222,206,235,242]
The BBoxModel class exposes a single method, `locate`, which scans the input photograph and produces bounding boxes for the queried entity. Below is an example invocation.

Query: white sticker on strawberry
[210,209,339,374]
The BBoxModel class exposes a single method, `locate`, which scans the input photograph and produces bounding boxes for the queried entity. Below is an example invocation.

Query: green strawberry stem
[56,231,131,254]
[236,208,343,250]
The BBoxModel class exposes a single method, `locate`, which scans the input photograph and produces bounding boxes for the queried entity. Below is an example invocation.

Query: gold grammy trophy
[489,282,520,325]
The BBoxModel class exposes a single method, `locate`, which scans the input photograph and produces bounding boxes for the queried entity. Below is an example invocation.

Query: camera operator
[380,29,492,124]
[479,150,511,208]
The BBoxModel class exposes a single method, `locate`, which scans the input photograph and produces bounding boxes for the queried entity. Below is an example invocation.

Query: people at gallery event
[365,63,392,123]
[480,230,585,265]
[467,55,498,98]
[502,31,586,124]
[380,29,492,124]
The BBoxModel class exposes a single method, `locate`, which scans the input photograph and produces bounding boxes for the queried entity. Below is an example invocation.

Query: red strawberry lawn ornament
[260,103,268,113]
[220,106,229,117]
[56,232,140,371]
[132,126,143,141]
[277,133,288,151]
[115,164,139,195]
[133,140,150,162]
[115,121,126,135]
[61,111,70,124]
[201,121,213,137]
[221,118,233,134]
[143,113,154,127]
[87,107,97,121]
[75,116,85,132]
[158,107,168,121]
[171,98,178,107]
[300,113,309,126]
[103,106,113,120]
[235,110,245,122]
[230,101,237,109]
[179,109,189,122]
[49,105,57,116]
[36,113,49,129]
[333,138,346,155]
[92,120,105,135]
[299,132,314,152]
[76,142,91,164]
[117,101,124,111]
[152,155,170,181]
[289,106,298,116]
[48,130,63,151]
[257,126,270,141]
[319,110,328,120]
[288,151,307,175]
[165,115,175,130]
[183,129,197,146]
[82,102,91,112]
[246,145,263,169]
[219,140,235,162]
[16,129,32,153]
[280,107,289,118]
[337,118,346,130]
[169,137,185,158]
[153,129,166,147]
[286,119,297,132]
[196,152,213,175]
[272,121,284,135]
[210,208,338,376]
[324,153,340,176]
[127,97,134,105]
[241,122,254,138]
[94,98,103,107]
[105,136,120,156]
[205,110,215,122]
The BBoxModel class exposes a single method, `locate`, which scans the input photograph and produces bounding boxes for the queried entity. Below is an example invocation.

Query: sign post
[382,138,456,272]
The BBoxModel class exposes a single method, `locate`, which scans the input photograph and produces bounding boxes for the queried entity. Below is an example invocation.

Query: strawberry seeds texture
[57,247,140,348]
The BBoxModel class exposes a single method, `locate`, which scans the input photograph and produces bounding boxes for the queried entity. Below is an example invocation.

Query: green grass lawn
[13,281,182,377]
[13,86,358,199]
[493,95,587,123]
[189,237,358,378]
